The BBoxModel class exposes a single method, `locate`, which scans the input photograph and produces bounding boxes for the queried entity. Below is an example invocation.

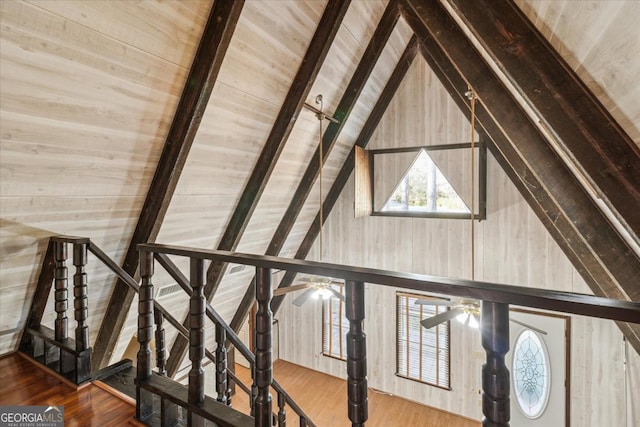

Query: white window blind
[396,292,450,389]
[322,284,348,360]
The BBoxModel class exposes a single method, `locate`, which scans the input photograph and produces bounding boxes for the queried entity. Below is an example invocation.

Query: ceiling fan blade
[273,283,312,296]
[420,307,464,329]
[292,288,316,306]
[414,299,456,307]
[328,287,345,301]
[509,317,548,335]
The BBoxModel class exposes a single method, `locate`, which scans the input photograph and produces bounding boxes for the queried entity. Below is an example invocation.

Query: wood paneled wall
[0,0,211,354]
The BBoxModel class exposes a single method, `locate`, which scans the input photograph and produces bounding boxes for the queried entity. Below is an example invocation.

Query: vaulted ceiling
[1,0,639,372]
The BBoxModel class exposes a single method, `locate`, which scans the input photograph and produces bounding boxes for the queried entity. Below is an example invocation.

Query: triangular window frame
[357,143,486,220]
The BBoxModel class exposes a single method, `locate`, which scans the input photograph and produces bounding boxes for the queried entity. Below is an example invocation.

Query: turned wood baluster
[481,301,510,427]
[254,267,273,427]
[154,310,166,376]
[136,250,154,420]
[250,365,258,415]
[54,241,68,342]
[345,280,368,427]
[277,392,286,427]
[154,304,178,427]
[72,242,89,352]
[188,258,206,427]
[215,322,229,405]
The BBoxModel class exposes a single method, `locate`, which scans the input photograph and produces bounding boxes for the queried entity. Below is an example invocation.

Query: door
[506,310,569,426]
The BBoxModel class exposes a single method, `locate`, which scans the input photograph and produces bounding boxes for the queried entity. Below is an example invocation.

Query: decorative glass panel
[512,329,551,419]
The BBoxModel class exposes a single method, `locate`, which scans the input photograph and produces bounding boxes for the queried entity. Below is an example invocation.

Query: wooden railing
[155,252,316,426]
[20,236,315,426]
[138,242,640,427]
[20,236,92,384]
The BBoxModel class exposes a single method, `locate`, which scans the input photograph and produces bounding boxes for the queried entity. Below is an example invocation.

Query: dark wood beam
[165,0,352,376]
[227,1,401,331]
[402,0,640,353]
[92,0,245,369]
[446,0,640,243]
[263,36,419,320]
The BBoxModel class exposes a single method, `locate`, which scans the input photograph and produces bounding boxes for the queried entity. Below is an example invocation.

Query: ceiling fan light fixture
[456,312,480,329]
[313,286,333,300]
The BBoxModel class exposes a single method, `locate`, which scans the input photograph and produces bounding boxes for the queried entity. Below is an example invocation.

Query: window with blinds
[396,292,451,389]
[322,284,348,360]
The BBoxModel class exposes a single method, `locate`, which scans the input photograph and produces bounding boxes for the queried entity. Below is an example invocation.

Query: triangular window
[381,149,470,214]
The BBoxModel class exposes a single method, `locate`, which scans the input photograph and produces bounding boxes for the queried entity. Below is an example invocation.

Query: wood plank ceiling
[0,0,638,367]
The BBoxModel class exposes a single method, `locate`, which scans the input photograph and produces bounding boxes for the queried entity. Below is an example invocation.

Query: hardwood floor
[232,359,480,427]
[0,352,480,426]
[0,353,137,426]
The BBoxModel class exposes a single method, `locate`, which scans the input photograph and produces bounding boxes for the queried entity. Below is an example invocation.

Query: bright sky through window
[381,150,470,214]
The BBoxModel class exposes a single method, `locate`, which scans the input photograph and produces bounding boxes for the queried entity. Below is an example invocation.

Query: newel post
[345,280,368,427]
[481,301,510,427]
[254,267,273,426]
[136,250,155,420]
[188,258,206,427]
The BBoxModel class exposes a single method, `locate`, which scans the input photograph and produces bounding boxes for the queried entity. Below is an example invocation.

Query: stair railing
[20,236,315,426]
[20,236,92,384]
[155,252,316,426]
[138,242,640,427]
[20,236,640,427]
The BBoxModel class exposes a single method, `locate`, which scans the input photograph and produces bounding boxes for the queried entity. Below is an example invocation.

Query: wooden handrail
[20,236,93,384]
[154,252,317,426]
[139,242,640,427]
[140,243,640,323]
[22,236,316,426]
[27,236,638,426]
[142,242,640,427]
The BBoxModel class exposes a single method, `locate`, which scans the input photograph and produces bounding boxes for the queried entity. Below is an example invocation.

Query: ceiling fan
[273,276,344,306]
[415,298,547,335]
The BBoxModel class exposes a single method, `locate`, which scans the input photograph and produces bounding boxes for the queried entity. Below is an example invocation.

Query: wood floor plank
[232,359,480,427]
[1,352,479,426]
[0,353,136,426]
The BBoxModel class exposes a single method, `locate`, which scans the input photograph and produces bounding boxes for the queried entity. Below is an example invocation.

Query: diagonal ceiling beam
[263,36,420,321]
[401,0,640,354]
[165,0,352,377]
[92,0,245,369]
[227,0,401,332]
[445,0,640,245]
